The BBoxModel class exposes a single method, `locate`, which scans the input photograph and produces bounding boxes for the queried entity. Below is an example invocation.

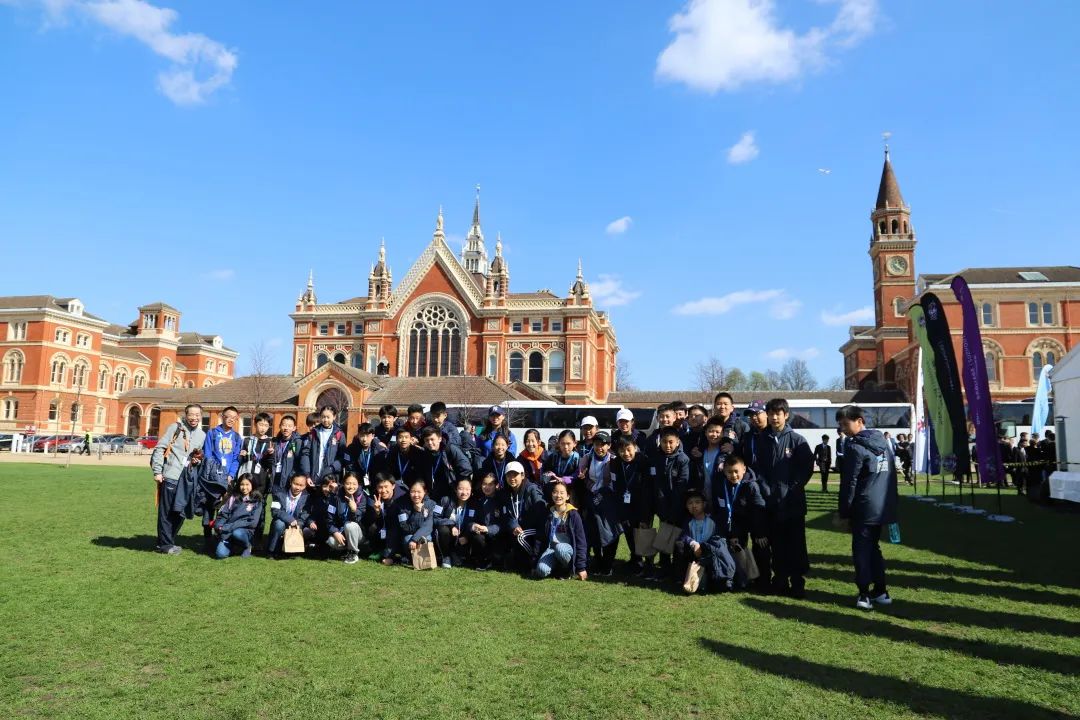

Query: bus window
[864,406,911,429]
[789,407,827,429]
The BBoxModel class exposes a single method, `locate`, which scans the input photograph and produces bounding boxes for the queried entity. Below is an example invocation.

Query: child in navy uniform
[690,416,733,508]
[676,488,735,593]
[611,438,655,576]
[373,405,399,447]
[578,432,621,576]
[718,454,768,589]
[364,473,406,564]
[540,430,579,502]
[269,415,303,495]
[645,404,677,462]
[300,405,349,484]
[498,461,546,573]
[267,473,312,556]
[396,479,437,566]
[480,434,513,489]
[653,426,690,580]
[213,474,262,559]
[612,408,648,450]
[345,422,386,495]
[466,473,502,569]
[384,426,422,487]
[418,425,473,502]
[334,472,366,564]
[306,475,344,557]
[435,476,473,569]
[531,481,588,580]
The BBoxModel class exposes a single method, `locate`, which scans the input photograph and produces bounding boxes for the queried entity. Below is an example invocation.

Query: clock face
[887,255,909,276]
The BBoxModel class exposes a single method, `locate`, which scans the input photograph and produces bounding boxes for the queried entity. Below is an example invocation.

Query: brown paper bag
[652,522,681,556]
[282,526,305,554]
[733,545,760,582]
[633,527,658,558]
[411,541,438,570]
[682,561,705,594]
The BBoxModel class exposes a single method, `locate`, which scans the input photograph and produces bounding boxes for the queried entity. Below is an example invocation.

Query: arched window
[316,353,329,368]
[351,354,364,369]
[333,352,347,364]
[891,219,899,234]
[878,221,885,235]
[984,351,997,382]
[159,359,171,381]
[980,302,994,327]
[185,380,194,388]
[893,296,906,318]
[1042,302,1053,325]
[1048,351,1056,366]
[406,303,462,377]
[98,366,110,391]
[114,368,129,393]
[72,360,89,389]
[1032,351,1044,380]
[48,400,59,421]
[96,406,106,425]
[549,350,565,383]
[508,352,524,382]
[2,398,17,420]
[50,355,68,385]
[3,350,24,383]
[133,371,147,389]
[1028,302,1039,324]
[203,379,214,387]
[527,352,544,383]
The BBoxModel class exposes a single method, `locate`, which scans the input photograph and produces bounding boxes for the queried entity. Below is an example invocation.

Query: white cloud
[673,289,801,318]
[24,0,237,105]
[201,268,235,281]
[766,347,820,361]
[590,274,642,307]
[605,216,633,235]
[820,305,873,326]
[656,0,879,93]
[726,131,759,165]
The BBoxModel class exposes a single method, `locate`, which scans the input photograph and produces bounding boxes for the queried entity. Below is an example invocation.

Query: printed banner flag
[951,276,1005,486]
[914,348,929,474]
[909,302,960,472]
[1031,363,1054,437]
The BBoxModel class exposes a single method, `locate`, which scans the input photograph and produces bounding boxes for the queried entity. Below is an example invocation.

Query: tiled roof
[924,267,1080,286]
[876,155,905,210]
[0,295,106,321]
[364,376,528,406]
[101,346,150,363]
[139,302,179,312]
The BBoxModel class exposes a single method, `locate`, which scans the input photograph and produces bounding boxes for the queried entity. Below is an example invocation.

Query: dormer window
[212,337,223,349]
[69,300,83,316]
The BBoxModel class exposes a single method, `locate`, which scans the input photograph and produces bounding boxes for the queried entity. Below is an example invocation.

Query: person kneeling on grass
[435,476,473,569]
[213,474,262,559]
[307,474,345,558]
[334,472,367,564]
[676,488,735,593]
[531,481,588,580]
[837,404,898,611]
[267,473,313,556]
[396,479,437,566]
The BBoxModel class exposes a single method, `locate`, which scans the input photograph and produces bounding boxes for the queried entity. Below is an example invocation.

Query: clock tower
[868,147,916,386]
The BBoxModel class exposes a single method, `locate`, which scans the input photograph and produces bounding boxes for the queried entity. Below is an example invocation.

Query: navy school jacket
[689,445,729,508]
[419,445,473,500]
[269,432,303,492]
[700,416,751,453]
[396,498,438,546]
[381,445,424,486]
[361,487,407,554]
[653,449,691,524]
[372,422,399,447]
[345,439,387,485]
[214,495,263,535]
[643,429,667,463]
[171,460,206,519]
[299,425,350,481]
[751,425,814,522]
[434,497,471,535]
[307,491,342,535]
[480,454,512,489]
[678,515,736,583]
[334,490,366,528]
[838,429,898,526]
[497,482,546,534]
[466,494,502,537]
[531,505,589,574]
[609,453,655,526]
[270,488,312,527]
[611,428,648,450]
[713,469,767,541]
[577,452,622,547]
[539,450,580,502]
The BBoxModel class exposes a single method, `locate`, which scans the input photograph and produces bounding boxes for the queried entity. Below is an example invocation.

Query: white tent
[1049,344,1080,502]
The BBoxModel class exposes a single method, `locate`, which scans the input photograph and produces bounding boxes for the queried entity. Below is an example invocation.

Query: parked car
[0,434,12,451]
[137,436,159,450]
[109,436,139,452]
[33,435,70,452]
[56,435,96,453]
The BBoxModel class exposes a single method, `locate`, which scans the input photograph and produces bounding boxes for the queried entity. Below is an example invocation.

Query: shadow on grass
[807,564,1080,608]
[91,534,206,553]
[805,588,1080,637]
[740,597,1080,676]
[808,553,1018,583]
[699,638,1071,719]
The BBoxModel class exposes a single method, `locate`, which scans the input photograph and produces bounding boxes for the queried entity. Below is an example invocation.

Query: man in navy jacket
[837,404,899,610]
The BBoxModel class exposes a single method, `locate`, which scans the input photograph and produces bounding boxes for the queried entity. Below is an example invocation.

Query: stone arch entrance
[315,387,351,436]
[126,405,142,437]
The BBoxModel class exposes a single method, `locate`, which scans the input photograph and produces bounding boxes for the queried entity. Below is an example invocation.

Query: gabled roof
[122,375,302,406]
[0,295,106,321]
[922,266,1080,286]
[295,360,384,392]
[363,376,528,406]
[101,346,151,363]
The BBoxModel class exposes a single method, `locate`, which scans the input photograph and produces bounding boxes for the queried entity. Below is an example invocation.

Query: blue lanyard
[558,454,575,476]
[398,453,410,478]
[431,453,443,486]
[455,504,465,530]
[494,458,506,487]
[723,481,742,532]
[360,449,371,474]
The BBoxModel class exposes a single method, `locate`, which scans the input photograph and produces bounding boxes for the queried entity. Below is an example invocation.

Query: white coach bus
[437,402,657,448]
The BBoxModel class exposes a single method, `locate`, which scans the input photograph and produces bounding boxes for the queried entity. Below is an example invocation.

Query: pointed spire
[570,258,589,298]
[379,237,386,262]
[495,232,503,257]
[433,206,446,243]
[875,147,906,210]
[472,185,481,228]
[300,269,317,305]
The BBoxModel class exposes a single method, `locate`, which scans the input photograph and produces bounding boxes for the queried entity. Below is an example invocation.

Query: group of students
[152,395,899,604]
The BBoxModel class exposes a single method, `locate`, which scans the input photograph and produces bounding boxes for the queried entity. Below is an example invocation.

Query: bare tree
[824,376,846,391]
[616,360,638,391]
[747,370,778,392]
[694,356,728,394]
[245,340,274,418]
[778,358,818,391]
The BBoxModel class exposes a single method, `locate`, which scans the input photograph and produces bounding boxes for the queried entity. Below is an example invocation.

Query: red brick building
[0,297,236,437]
[841,151,1080,401]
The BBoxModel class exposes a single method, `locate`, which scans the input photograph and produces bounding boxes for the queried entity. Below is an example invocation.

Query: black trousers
[852,523,886,595]
[591,538,619,573]
[468,532,498,568]
[818,466,830,491]
[769,516,809,588]
[156,481,185,549]
[437,525,470,566]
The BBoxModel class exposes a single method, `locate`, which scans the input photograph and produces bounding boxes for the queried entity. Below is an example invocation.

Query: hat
[488,405,505,416]
[593,431,611,445]
[505,460,525,475]
[580,415,598,428]
[747,400,767,414]
[616,408,634,422]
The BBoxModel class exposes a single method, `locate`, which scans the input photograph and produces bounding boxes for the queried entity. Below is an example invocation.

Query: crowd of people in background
[150,394,900,607]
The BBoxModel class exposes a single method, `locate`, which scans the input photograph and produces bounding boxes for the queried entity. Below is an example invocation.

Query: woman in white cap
[576,415,599,457]
[477,405,517,459]
[612,408,647,449]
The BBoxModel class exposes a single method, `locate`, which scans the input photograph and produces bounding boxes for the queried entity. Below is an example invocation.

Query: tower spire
[472,184,481,228]
[460,185,488,275]
[433,206,446,243]
[299,269,317,305]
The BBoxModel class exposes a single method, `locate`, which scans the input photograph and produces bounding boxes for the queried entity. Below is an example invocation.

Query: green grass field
[1,464,1078,720]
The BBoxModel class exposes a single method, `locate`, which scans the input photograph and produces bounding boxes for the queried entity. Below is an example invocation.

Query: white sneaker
[872,592,892,605]
[856,595,873,610]
[441,560,452,569]
[343,553,358,565]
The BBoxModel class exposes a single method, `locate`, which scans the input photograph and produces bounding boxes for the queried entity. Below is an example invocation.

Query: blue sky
[2,1,1078,390]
